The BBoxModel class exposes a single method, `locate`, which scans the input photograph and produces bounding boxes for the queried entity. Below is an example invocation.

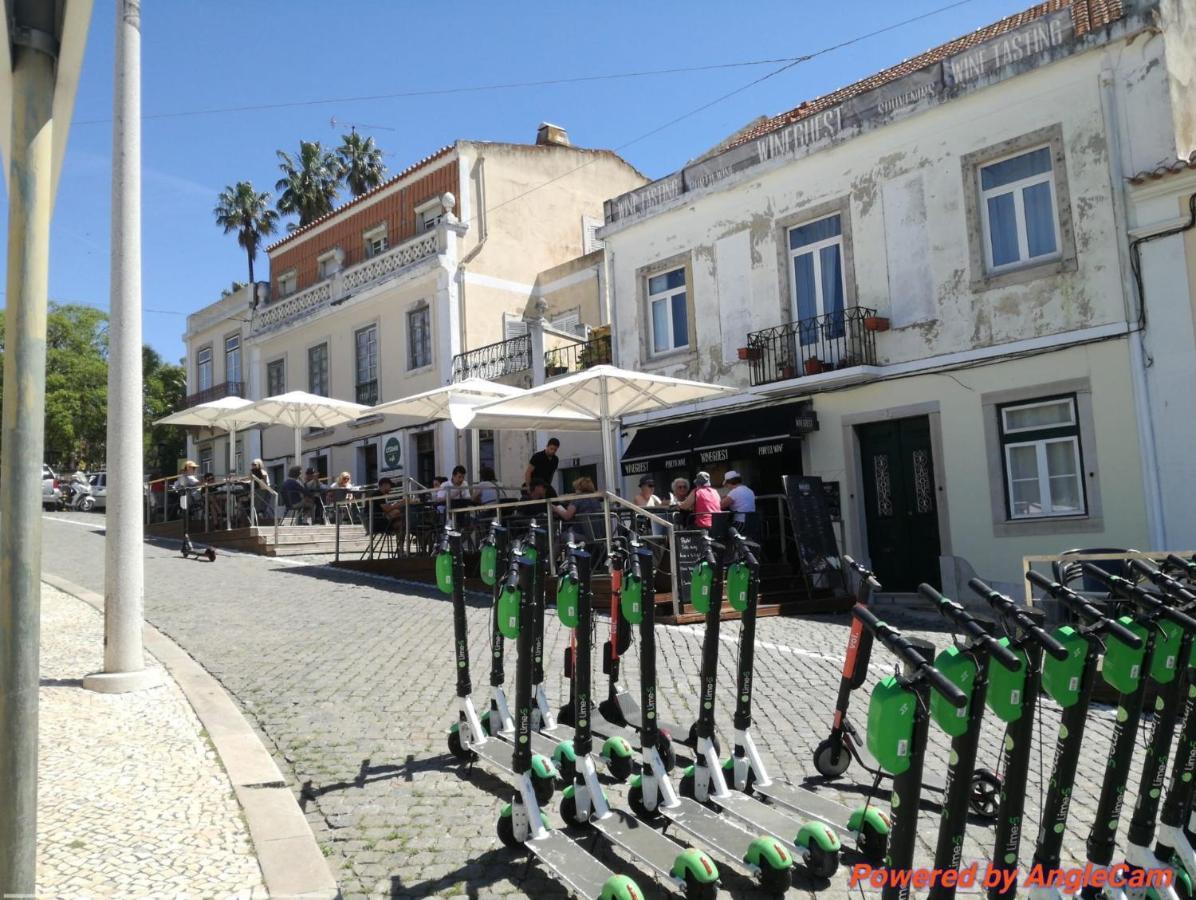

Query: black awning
[620,419,704,476]
[692,401,817,466]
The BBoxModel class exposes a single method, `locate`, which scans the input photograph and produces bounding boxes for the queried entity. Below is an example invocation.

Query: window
[478,430,496,474]
[199,448,213,475]
[417,199,443,232]
[647,268,688,355]
[788,214,845,345]
[364,225,388,258]
[317,249,341,279]
[235,440,244,474]
[414,431,436,487]
[998,396,1085,519]
[196,346,213,391]
[266,358,285,397]
[355,325,379,405]
[224,334,242,387]
[979,146,1061,272]
[277,270,297,297]
[308,343,329,396]
[408,306,431,369]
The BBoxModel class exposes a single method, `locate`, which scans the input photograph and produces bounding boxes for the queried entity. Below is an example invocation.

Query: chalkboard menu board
[672,529,706,613]
[783,474,846,595]
[821,481,842,522]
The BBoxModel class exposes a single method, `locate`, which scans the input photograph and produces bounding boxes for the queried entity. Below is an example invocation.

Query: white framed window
[408,306,431,369]
[317,249,342,279]
[196,346,213,391]
[277,269,297,297]
[647,268,688,355]
[308,343,329,396]
[788,214,845,345]
[199,448,213,475]
[364,224,389,258]
[582,215,604,254]
[224,333,242,386]
[416,198,444,233]
[999,396,1085,519]
[266,358,285,396]
[979,146,1061,273]
[355,324,379,405]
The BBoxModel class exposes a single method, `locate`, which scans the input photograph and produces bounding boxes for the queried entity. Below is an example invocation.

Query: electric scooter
[812,558,1001,818]
[1076,564,1196,900]
[966,578,1069,900]
[555,532,722,899]
[718,531,892,864]
[852,604,969,900]
[177,488,216,561]
[624,539,800,895]
[494,537,646,900]
[1023,570,1145,900]
[677,534,843,880]
[915,584,1021,900]
[1158,555,1196,885]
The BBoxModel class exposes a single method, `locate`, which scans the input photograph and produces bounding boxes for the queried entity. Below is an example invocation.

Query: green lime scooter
[711,530,892,864]
[555,531,722,899]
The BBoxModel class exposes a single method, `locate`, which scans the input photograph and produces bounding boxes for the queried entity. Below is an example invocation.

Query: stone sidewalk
[35,582,266,898]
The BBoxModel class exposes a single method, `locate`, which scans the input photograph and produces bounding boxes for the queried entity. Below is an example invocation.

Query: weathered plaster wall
[1161,0,1196,158]
[606,35,1175,386]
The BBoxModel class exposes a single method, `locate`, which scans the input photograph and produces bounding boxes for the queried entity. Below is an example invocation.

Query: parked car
[88,471,107,511]
[42,464,62,510]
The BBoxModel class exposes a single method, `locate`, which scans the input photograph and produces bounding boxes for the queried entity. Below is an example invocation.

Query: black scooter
[178,488,215,561]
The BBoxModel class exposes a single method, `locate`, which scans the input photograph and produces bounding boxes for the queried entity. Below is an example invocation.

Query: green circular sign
[383,436,402,470]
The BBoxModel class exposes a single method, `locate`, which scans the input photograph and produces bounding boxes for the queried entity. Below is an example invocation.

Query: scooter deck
[474,738,517,773]
[528,828,629,899]
[706,787,806,844]
[659,796,772,871]
[589,807,697,881]
[752,780,869,840]
[614,693,687,744]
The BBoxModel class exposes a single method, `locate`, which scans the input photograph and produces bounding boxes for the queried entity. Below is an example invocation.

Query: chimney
[536,122,570,147]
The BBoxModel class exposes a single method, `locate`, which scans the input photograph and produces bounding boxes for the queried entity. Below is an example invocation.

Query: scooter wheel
[180,547,189,558]
[206,548,216,561]
[497,811,518,848]
[805,843,839,880]
[685,723,720,755]
[555,755,576,785]
[759,861,793,896]
[678,768,697,800]
[813,738,852,778]
[447,726,477,762]
[627,783,659,820]
[684,872,718,900]
[606,752,632,782]
[858,825,887,866]
[532,771,555,806]
[657,733,677,772]
[968,768,1001,819]
[557,705,574,727]
[559,793,580,825]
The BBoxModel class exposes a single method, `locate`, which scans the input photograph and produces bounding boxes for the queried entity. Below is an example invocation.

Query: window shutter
[582,216,604,254]
[503,313,529,340]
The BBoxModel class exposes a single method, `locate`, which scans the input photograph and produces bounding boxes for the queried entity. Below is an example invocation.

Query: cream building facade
[599,0,1195,596]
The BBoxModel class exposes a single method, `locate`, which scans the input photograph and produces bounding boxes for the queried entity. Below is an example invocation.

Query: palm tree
[275,140,342,226]
[337,130,388,197]
[213,181,279,290]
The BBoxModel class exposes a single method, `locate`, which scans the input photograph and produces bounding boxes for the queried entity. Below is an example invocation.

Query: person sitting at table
[301,467,327,524]
[684,471,722,534]
[633,475,662,508]
[720,469,757,539]
[669,477,692,527]
[280,466,308,523]
[552,476,602,524]
[472,465,500,506]
[248,459,273,523]
[528,477,557,501]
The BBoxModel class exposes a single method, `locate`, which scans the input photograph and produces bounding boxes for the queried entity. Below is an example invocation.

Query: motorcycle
[66,479,96,512]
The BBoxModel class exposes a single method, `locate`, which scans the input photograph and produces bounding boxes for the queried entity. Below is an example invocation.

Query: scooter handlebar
[917,583,1020,671]
[1025,570,1142,646]
[1163,554,1196,579]
[851,605,969,707]
[967,577,1068,661]
[842,554,882,592]
[1129,558,1196,603]
[1080,564,1196,633]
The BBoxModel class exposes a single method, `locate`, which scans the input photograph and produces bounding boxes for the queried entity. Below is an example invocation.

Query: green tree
[42,304,110,469]
[337,130,387,197]
[143,347,186,475]
[275,140,342,227]
[214,181,278,289]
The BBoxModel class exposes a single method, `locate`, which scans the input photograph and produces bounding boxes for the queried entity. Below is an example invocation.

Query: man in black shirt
[523,437,560,491]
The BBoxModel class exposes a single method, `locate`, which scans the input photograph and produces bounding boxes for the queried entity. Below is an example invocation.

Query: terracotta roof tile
[723,0,1124,151]
[1128,151,1196,184]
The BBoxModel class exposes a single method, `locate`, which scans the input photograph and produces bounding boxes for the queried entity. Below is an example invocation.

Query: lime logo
[519,736,529,744]
[1183,773,1192,783]
[741,694,749,702]
[1059,725,1069,739]
[1151,788,1161,798]
[1055,824,1064,834]
[383,436,402,470]
[1117,707,1129,723]
[891,793,900,809]
[1005,853,1016,864]
[1005,736,1014,752]
[1157,696,1166,712]
[458,661,465,668]
[949,749,959,766]
[579,719,587,728]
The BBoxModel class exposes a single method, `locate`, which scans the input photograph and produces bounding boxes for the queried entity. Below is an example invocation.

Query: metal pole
[84,0,159,695]
[599,387,617,495]
[0,16,55,893]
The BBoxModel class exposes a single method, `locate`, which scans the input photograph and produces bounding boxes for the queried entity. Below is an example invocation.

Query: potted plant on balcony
[863,315,890,332]
[803,357,825,375]
[737,346,763,361]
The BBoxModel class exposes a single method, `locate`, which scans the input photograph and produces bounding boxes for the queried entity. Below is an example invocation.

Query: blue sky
[3,0,1034,360]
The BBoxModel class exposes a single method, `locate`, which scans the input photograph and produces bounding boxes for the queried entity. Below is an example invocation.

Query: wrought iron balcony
[543,334,611,379]
[744,307,878,387]
[355,380,379,406]
[452,334,532,382]
[183,380,244,408]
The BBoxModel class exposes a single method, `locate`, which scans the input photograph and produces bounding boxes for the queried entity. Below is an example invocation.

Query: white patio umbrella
[368,378,523,427]
[458,365,735,492]
[240,391,370,469]
[155,395,258,474]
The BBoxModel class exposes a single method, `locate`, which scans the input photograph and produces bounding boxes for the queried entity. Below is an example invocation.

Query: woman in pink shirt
[679,471,721,531]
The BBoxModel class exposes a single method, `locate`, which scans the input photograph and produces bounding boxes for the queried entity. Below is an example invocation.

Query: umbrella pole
[599,387,617,496]
[293,427,302,472]
[226,424,236,531]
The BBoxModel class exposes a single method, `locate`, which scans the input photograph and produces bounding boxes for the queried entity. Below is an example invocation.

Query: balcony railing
[184,380,244,408]
[355,380,379,406]
[745,307,877,387]
[543,334,611,379]
[452,334,532,382]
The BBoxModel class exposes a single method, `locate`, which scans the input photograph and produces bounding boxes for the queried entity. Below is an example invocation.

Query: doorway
[358,443,379,486]
[857,416,942,591]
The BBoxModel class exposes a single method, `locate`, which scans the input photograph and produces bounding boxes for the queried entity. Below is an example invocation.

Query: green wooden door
[857,416,942,591]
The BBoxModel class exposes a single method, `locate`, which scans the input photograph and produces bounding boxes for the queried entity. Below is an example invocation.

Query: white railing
[252,229,443,335]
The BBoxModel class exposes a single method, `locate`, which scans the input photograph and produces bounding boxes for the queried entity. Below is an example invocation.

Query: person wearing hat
[632,474,662,509]
[682,471,722,532]
[721,469,757,538]
[173,460,201,520]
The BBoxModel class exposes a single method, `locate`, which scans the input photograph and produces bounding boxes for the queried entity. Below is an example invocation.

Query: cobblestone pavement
[41,512,1152,898]
[35,579,265,898]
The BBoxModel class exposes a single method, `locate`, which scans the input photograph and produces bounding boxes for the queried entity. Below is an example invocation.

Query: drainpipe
[454,155,488,474]
[1100,67,1166,548]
